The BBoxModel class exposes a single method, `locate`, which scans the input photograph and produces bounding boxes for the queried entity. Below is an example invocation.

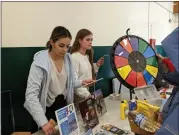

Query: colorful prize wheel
[110,31,158,89]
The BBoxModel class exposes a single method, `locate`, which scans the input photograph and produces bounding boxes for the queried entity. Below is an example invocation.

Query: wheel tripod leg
[130,89,133,100]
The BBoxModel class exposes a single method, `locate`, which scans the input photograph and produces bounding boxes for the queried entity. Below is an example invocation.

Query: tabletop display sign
[55,103,80,135]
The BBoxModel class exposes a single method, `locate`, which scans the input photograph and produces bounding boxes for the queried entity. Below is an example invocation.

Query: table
[33,86,173,135]
[33,96,133,135]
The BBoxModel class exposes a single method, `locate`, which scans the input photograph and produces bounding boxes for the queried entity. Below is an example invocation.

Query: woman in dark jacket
[155,26,179,135]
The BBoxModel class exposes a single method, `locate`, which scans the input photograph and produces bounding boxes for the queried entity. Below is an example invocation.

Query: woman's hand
[42,121,56,135]
[156,53,164,60]
[96,57,104,67]
[157,112,163,124]
[87,94,92,99]
[82,79,96,87]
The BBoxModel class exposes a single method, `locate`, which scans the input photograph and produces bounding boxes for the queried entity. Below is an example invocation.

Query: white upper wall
[2,2,178,47]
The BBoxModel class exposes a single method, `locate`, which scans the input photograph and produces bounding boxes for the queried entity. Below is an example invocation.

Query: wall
[2,2,178,47]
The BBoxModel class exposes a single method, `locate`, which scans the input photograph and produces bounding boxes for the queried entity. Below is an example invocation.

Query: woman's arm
[75,87,91,99]
[94,57,104,73]
[24,62,48,127]
[157,54,175,72]
[162,58,176,72]
[71,55,92,98]
[71,55,83,88]
[73,71,83,88]
[94,63,100,73]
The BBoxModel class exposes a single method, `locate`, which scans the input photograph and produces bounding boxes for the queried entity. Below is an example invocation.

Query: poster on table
[55,103,80,135]
[91,89,107,117]
[79,98,99,129]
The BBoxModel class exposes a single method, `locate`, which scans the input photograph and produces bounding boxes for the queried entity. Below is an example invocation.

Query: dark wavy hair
[46,26,72,51]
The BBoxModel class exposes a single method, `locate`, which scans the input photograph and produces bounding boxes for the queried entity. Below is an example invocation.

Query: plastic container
[123,100,128,107]
[127,111,160,133]
[129,99,136,111]
[120,101,127,120]
[134,85,162,107]
[144,98,148,103]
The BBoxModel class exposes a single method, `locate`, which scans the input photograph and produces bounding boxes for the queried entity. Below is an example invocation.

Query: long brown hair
[70,29,96,79]
[46,26,72,51]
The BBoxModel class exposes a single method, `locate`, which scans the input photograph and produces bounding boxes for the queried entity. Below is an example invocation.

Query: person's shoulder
[71,52,81,59]
[66,53,78,62]
[33,49,51,72]
[33,50,48,59]
[71,52,80,56]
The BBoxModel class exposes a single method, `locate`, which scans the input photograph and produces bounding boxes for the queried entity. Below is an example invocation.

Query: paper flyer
[55,103,80,135]
[100,123,127,135]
